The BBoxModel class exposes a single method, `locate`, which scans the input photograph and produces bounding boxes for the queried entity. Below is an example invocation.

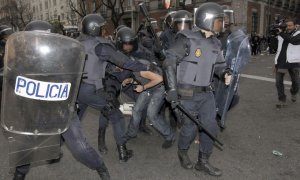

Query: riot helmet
[162,11,176,30]
[172,10,192,32]
[24,20,53,32]
[113,24,126,38]
[195,2,224,33]
[222,5,235,27]
[81,14,106,36]
[115,27,138,53]
[145,18,158,30]
[0,25,13,40]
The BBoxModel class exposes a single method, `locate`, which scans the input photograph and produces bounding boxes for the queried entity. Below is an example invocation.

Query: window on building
[53,0,56,6]
[45,1,48,9]
[127,0,132,6]
[40,3,42,11]
[100,6,107,17]
[40,14,43,20]
[251,10,258,33]
[33,6,35,13]
[61,13,65,21]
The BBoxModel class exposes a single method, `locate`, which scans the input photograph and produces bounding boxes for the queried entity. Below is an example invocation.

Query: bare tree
[101,0,126,28]
[68,0,126,29]
[0,0,33,30]
[69,0,102,18]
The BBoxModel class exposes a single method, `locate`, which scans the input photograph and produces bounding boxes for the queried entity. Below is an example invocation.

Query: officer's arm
[95,44,148,72]
[214,50,231,82]
[134,71,163,92]
[279,32,300,45]
[163,34,188,102]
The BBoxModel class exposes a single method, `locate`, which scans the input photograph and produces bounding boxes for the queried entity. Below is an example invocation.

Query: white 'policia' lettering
[15,76,71,101]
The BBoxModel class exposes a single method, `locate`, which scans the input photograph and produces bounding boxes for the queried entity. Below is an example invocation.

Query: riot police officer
[218,5,235,54]
[114,26,175,148]
[76,14,150,162]
[215,6,239,126]
[160,10,192,50]
[163,2,232,176]
[160,11,176,50]
[97,25,155,154]
[160,10,193,131]
[12,20,110,180]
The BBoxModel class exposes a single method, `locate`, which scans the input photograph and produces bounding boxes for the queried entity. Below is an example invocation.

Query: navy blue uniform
[77,34,148,146]
[164,29,226,154]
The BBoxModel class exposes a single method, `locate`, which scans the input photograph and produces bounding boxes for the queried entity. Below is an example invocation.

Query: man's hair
[286,18,297,25]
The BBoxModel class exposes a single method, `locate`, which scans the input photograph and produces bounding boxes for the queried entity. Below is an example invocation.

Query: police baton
[139,2,165,60]
[174,103,224,149]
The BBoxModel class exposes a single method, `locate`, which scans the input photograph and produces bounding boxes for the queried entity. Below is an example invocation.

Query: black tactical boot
[13,170,26,180]
[117,144,133,163]
[98,128,108,154]
[177,149,193,169]
[194,152,222,176]
[97,163,111,180]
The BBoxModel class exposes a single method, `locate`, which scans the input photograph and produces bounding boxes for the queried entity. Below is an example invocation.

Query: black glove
[153,45,166,61]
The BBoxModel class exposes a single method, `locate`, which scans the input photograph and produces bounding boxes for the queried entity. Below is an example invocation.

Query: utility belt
[177,84,214,99]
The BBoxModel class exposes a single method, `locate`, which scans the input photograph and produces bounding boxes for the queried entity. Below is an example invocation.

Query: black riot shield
[1,31,85,167]
[215,29,251,128]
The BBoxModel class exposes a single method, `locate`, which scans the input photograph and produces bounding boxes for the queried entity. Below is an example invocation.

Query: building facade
[29,0,78,26]
[1,0,299,35]
[100,0,300,36]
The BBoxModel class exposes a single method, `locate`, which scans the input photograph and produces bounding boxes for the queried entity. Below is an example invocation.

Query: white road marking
[241,74,292,85]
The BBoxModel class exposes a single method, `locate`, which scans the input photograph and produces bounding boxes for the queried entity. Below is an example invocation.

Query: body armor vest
[78,35,111,89]
[177,30,221,87]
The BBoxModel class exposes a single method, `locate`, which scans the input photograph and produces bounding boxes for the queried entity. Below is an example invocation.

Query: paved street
[1,54,300,180]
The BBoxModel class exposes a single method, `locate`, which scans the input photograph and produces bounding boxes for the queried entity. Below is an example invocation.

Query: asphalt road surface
[1,54,299,180]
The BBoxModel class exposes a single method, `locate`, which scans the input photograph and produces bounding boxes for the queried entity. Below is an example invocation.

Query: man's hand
[122,78,133,86]
[134,85,144,93]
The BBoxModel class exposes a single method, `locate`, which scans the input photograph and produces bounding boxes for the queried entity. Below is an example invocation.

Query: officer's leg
[177,99,198,169]
[77,102,88,120]
[13,164,30,180]
[194,92,221,176]
[99,77,121,154]
[77,83,99,119]
[147,87,174,148]
[275,71,287,105]
[288,68,299,102]
[98,114,109,154]
[62,115,110,179]
[101,106,133,163]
